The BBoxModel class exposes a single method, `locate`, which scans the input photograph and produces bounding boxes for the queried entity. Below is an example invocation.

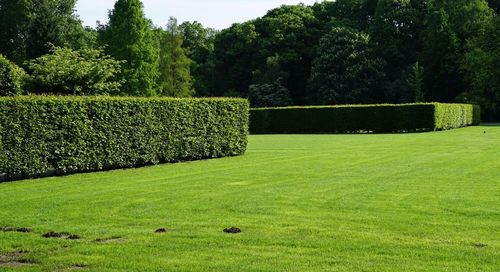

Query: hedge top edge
[251,102,479,110]
[0,95,248,103]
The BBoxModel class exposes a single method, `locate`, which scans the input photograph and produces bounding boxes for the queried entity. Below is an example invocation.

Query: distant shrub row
[250,103,480,134]
[0,96,249,181]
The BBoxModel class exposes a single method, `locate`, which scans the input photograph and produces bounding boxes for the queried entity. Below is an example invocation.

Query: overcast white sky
[75,0,321,30]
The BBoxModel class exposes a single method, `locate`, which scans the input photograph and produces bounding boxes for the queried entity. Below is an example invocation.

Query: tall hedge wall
[250,103,480,134]
[0,96,249,181]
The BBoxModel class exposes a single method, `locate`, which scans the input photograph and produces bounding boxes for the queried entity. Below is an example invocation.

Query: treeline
[1,0,499,119]
[0,0,196,97]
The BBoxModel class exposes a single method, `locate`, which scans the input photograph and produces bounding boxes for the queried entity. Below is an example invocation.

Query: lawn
[0,125,499,271]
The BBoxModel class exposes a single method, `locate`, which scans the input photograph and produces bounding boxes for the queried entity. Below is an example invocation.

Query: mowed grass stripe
[0,125,499,271]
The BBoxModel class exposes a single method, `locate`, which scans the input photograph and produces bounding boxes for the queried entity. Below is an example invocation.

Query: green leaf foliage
[421,0,493,102]
[26,46,123,95]
[0,96,249,181]
[461,16,500,119]
[157,18,195,97]
[99,0,159,96]
[27,0,92,59]
[248,81,293,108]
[0,0,31,64]
[250,103,480,134]
[307,27,385,105]
[178,21,217,97]
[0,0,92,64]
[407,62,425,102]
[0,54,26,96]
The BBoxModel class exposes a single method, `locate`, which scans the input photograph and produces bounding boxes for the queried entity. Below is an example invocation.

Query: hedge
[250,103,480,134]
[0,96,249,181]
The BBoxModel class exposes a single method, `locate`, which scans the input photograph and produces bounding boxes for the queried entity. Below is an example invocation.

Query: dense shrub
[250,103,480,134]
[0,54,26,96]
[248,81,293,108]
[26,47,123,95]
[0,96,249,181]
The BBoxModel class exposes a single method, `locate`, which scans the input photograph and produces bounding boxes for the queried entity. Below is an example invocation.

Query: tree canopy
[0,0,498,118]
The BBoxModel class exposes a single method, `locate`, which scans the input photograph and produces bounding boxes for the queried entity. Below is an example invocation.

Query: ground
[0,126,499,271]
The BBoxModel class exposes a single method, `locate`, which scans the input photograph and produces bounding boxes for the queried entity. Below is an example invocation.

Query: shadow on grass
[480,123,500,126]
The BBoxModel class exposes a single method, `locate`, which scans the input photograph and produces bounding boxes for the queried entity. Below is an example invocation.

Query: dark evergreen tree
[307,27,385,105]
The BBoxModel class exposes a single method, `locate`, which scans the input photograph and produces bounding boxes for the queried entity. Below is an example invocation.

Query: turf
[0,126,499,271]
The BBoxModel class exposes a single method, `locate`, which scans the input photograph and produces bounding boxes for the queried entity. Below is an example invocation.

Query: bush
[0,54,26,96]
[248,81,293,108]
[26,46,123,95]
[0,96,249,181]
[250,103,480,134]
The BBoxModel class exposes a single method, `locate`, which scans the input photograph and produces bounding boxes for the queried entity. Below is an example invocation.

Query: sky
[75,0,322,30]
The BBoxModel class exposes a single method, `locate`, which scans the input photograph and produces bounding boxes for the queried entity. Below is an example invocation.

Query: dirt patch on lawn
[42,231,80,240]
[155,228,170,233]
[223,227,241,234]
[1,226,32,233]
[0,250,34,268]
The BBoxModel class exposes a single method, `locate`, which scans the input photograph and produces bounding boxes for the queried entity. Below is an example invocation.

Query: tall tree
[178,21,217,97]
[27,0,90,60]
[461,16,500,119]
[253,4,321,104]
[99,0,159,96]
[369,0,428,102]
[212,22,259,97]
[407,62,425,102]
[320,0,378,30]
[421,0,493,102]
[306,27,385,105]
[0,0,90,64]
[157,18,194,97]
[0,0,31,64]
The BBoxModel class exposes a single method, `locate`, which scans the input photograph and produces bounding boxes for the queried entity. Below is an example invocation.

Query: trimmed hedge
[0,96,249,181]
[250,103,480,134]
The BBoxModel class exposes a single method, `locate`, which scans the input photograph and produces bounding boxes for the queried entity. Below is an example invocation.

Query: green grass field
[1,126,499,271]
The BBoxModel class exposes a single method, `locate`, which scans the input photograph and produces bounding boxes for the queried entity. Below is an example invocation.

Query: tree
[178,21,217,97]
[253,4,320,104]
[0,0,31,64]
[249,54,292,107]
[212,22,259,97]
[370,0,427,85]
[0,0,91,64]
[316,0,378,30]
[306,27,385,105]
[99,0,159,96]
[157,18,194,97]
[248,81,293,108]
[251,54,288,85]
[461,17,500,119]
[0,54,26,96]
[407,62,425,102]
[27,0,91,60]
[420,0,493,103]
[26,46,123,95]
